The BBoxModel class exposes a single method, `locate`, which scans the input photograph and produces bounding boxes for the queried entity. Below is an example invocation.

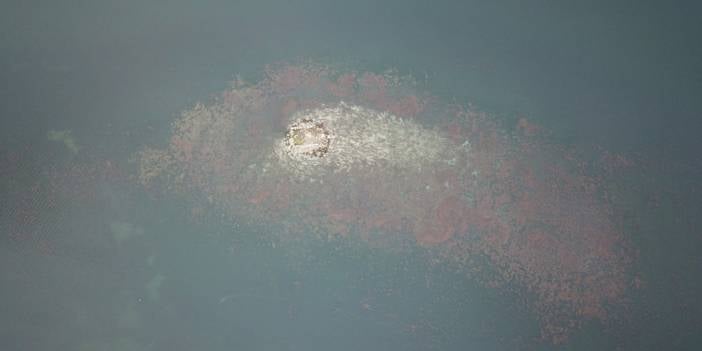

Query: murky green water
[2,1,700,350]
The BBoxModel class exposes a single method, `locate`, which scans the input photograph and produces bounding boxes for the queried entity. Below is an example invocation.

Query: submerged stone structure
[137,63,638,345]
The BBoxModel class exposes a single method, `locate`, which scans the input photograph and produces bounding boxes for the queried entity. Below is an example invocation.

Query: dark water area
[1,1,701,350]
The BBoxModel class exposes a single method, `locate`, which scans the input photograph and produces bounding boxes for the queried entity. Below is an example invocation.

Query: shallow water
[2,1,701,350]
